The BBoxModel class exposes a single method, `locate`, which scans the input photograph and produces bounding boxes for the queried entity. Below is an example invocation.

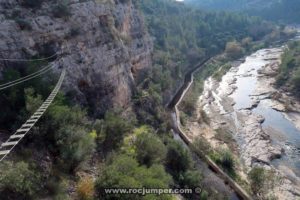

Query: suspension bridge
[0,52,66,161]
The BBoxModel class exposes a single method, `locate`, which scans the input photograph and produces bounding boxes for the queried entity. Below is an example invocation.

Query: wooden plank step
[33,111,43,116]
[27,119,37,123]
[31,116,40,119]
[1,141,18,147]
[0,150,10,155]
[22,124,33,128]
[10,134,26,139]
[35,112,43,115]
[16,127,30,132]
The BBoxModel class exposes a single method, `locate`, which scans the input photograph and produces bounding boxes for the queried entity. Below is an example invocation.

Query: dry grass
[76,177,94,200]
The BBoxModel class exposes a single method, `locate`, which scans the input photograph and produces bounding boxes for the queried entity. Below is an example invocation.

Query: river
[170,30,300,199]
[197,38,300,198]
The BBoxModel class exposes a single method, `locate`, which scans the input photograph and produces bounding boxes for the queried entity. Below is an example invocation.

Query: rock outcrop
[0,0,153,116]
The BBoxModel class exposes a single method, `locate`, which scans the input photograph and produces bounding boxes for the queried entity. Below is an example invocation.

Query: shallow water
[253,101,300,177]
[231,49,271,110]
[230,48,300,178]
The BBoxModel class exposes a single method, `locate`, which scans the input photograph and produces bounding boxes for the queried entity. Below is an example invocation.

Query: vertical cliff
[0,0,153,116]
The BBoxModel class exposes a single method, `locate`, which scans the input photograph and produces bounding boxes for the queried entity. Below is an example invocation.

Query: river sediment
[184,47,300,199]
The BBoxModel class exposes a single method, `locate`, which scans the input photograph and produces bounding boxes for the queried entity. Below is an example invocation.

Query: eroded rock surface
[0,0,153,115]
[197,48,300,199]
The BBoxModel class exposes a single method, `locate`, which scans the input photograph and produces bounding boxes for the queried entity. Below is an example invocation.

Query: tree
[24,87,43,114]
[95,154,172,200]
[166,141,192,176]
[135,130,167,167]
[42,94,96,173]
[181,170,203,188]
[99,110,134,151]
[0,161,40,199]
[55,125,95,172]
[225,41,244,59]
[180,170,204,200]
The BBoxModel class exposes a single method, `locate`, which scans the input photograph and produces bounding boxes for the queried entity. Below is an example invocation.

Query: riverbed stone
[198,47,300,199]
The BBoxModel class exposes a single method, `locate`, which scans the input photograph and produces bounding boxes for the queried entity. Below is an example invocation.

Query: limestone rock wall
[0,0,153,115]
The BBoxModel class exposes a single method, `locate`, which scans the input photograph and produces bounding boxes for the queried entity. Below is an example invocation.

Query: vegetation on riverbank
[0,0,296,199]
[276,41,300,97]
[186,0,300,24]
[137,0,276,107]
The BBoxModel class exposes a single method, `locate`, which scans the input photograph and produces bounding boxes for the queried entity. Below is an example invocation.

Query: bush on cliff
[95,154,173,200]
[21,0,44,8]
[135,131,167,167]
[0,161,40,199]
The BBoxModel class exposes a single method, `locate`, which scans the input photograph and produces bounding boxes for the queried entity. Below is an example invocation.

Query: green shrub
[275,41,300,95]
[210,150,236,177]
[225,41,244,59]
[96,110,134,151]
[25,87,43,114]
[52,2,71,18]
[193,136,212,158]
[200,109,210,124]
[166,141,192,175]
[248,167,265,195]
[135,130,167,167]
[95,154,172,200]
[220,151,235,172]
[248,167,278,198]
[15,18,32,30]
[292,69,300,93]
[41,94,96,173]
[180,170,204,200]
[21,0,44,8]
[0,161,40,199]
[214,128,235,150]
[55,125,96,172]
[212,63,232,81]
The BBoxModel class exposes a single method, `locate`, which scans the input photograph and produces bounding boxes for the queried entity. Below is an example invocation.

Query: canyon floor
[181,47,300,199]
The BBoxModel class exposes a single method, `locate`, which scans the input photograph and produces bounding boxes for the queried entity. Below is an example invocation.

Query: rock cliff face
[0,0,153,116]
